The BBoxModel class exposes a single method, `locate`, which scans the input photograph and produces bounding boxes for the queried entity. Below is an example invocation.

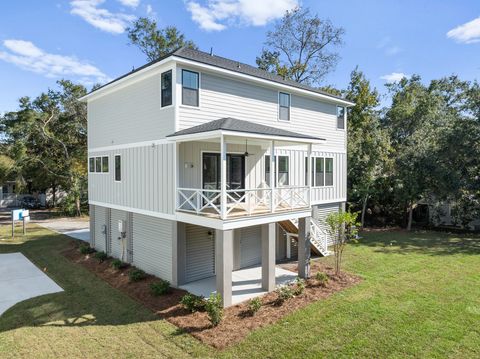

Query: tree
[127,17,196,61]
[256,7,344,86]
[325,211,360,276]
[345,68,391,227]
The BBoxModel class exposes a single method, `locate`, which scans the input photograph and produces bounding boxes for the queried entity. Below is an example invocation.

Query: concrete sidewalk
[0,253,63,315]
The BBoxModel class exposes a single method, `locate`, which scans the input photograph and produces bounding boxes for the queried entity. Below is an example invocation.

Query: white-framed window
[89,156,109,173]
[101,156,109,173]
[182,69,199,107]
[114,155,121,182]
[265,155,289,187]
[337,106,345,129]
[89,157,95,173]
[95,157,102,173]
[305,156,334,187]
[279,92,290,121]
[161,70,172,107]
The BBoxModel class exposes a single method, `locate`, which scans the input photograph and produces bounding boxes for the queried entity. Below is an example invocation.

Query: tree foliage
[127,17,196,61]
[256,7,344,86]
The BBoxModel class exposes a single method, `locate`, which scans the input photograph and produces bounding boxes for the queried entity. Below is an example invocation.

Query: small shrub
[180,293,205,312]
[94,251,108,262]
[128,268,147,282]
[315,272,329,286]
[294,277,306,295]
[79,243,94,255]
[150,279,171,296]
[111,259,128,270]
[248,297,262,315]
[205,293,223,326]
[275,285,294,305]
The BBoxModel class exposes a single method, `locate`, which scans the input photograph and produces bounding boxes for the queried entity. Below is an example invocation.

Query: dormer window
[279,92,290,121]
[161,70,172,107]
[182,70,199,107]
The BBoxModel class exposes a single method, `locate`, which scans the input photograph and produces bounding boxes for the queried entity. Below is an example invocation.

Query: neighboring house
[81,47,353,306]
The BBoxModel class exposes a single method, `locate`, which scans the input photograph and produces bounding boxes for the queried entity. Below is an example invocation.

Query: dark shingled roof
[167,117,325,141]
[87,47,351,104]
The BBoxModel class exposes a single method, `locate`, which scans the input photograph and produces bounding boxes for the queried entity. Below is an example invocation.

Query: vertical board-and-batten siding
[177,69,346,153]
[132,213,173,281]
[88,68,175,149]
[88,143,175,215]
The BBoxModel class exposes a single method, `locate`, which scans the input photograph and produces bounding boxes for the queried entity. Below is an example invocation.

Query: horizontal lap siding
[132,213,173,281]
[110,209,127,260]
[93,205,108,252]
[88,69,175,149]
[185,224,215,283]
[313,203,342,245]
[88,143,175,215]
[178,69,346,153]
[239,226,262,268]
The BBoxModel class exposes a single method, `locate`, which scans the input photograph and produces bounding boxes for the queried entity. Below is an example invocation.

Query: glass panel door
[202,153,220,203]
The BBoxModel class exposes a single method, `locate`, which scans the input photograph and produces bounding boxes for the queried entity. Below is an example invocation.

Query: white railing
[310,218,329,255]
[177,186,310,219]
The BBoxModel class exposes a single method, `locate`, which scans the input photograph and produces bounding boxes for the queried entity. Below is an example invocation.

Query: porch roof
[166,117,326,143]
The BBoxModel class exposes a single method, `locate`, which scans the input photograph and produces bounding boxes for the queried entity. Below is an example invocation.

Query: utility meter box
[118,220,126,234]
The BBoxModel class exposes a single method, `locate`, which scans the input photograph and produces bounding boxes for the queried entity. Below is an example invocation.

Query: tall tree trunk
[52,185,56,208]
[75,196,81,217]
[361,193,369,228]
[407,203,414,231]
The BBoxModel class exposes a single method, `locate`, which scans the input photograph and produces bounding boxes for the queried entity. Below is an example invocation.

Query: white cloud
[385,46,402,56]
[117,0,140,7]
[186,0,298,31]
[0,40,110,85]
[447,16,480,44]
[146,4,154,16]
[380,72,410,83]
[70,0,135,34]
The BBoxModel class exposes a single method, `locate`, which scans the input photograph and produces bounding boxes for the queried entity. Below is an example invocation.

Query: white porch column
[286,234,291,259]
[261,223,276,291]
[215,229,233,307]
[307,143,312,204]
[220,135,227,219]
[298,216,311,279]
[270,141,275,213]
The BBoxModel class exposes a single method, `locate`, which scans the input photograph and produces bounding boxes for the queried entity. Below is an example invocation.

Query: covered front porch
[179,264,297,305]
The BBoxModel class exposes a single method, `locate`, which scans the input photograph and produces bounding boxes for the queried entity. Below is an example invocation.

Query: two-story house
[81,47,353,307]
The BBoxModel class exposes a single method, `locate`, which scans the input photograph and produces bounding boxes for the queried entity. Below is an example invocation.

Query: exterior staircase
[278,218,331,257]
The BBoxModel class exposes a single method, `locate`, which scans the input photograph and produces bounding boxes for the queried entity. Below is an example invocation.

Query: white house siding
[88,69,176,149]
[177,68,346,153]
[132,213,173,281]
[239,225,262,268]
[93,205,109,253]
[185,224,215,283]
[313,202,343,245]
[88,143,176,215]
[110,209,128,261]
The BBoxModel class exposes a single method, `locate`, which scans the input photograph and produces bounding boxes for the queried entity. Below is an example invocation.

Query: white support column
[307,143,312,205]
[220,135,227,219]
[270,141,275,213]
[286,233,291,259]
[215,229,233,307]
[261,223,276,291]
[298,217,311,279]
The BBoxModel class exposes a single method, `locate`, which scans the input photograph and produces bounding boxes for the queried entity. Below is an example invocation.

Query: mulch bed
[63,241,361,349]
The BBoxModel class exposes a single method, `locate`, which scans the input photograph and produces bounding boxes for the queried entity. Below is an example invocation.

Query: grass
[0,225,479,358]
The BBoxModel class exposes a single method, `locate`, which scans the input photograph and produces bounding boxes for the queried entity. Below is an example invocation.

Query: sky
[0,0,479,113]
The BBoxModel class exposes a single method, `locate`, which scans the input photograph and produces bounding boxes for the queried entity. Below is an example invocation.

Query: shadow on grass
[0,227,158,333]
[356,230,480,256]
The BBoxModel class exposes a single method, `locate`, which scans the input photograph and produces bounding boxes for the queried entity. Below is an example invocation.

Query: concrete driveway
[0,253,63,315]
[33,217,90,242]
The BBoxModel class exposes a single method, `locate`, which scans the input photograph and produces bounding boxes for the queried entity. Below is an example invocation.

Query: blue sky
[0,0,479,113]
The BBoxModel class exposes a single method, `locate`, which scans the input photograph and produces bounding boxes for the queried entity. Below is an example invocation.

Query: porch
[179,265,297,305]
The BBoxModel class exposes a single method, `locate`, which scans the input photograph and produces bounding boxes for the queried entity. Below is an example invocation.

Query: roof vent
[210,47,213,56]
[237,62,241,69]
[131,66,135,72]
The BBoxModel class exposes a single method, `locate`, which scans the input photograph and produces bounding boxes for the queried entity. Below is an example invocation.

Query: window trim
[306,156,335,187]
[101,156,109,173]
[114,154,122,182]
[181,69,200,108]
[89,157,95,173]
[278,91,291,122]
[336,106,346,130]
[161,69,173,108]
[264,154,290,187]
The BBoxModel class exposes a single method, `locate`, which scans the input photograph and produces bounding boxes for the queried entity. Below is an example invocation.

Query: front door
[202,153,245,203]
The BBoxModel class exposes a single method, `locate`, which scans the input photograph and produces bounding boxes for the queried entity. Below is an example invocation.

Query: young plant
[275,285,294,305]
[79,243,94,255]
[150,279,171,296]
[325,210,360,275]
[315,272,329,286]
[111,259,128,270]
[294,277,306,295]
[205,293,223,326]
[128,268,147,282]
[248,297,262,316]
[180,293,205,312]
[94,251,108,262]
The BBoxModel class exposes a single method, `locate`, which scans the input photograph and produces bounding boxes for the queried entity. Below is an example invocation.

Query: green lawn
[0,225,479,358]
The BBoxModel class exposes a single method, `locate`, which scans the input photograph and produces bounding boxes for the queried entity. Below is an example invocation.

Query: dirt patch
[63,241,361,350]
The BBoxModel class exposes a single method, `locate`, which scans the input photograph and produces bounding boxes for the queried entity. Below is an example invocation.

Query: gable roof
[167,117,325,142]
[82,47,353,106]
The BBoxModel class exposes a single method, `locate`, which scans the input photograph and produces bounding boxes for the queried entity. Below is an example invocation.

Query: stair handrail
[310,218,328,254]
